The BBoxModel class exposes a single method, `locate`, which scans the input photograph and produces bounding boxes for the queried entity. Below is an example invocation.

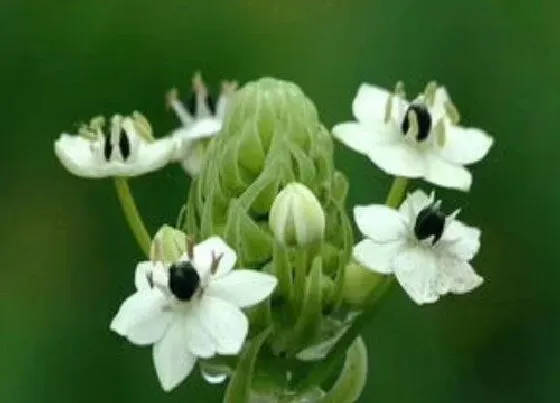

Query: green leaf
[323,336,368,403]
[223,327,273,403]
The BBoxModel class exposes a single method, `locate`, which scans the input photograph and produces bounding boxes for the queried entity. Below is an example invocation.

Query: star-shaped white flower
[110,236,277,391]
[54,113,175,178]
[353,190,483,305]
[167,72,237,175]
[332,82,494,191]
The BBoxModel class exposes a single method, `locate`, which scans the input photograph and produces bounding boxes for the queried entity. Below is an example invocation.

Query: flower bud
[269,183,325,247]
[341,260,384,307]
[150,225,186,262]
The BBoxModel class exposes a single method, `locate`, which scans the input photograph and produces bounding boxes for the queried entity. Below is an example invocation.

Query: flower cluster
[333,81,492,304]
[54,75,493,401]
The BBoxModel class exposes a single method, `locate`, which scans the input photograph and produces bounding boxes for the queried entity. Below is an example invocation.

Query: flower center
[414,202,446,244]
[103,127,131,161]
[401,104,432,141]
[187,92,216,117]
[169,261,201,301]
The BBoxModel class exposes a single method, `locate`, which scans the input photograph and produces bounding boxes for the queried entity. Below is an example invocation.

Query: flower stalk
[113,177,151,257]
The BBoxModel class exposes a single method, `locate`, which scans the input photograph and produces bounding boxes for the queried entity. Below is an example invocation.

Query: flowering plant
[54,73,492,402]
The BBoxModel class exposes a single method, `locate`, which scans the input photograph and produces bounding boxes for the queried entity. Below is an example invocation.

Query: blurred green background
[1,0,558,402]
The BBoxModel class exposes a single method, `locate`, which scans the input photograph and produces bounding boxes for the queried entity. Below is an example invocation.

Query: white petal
[353,204,407,242]
[439,123,494,165]
[54,134,106,178]
[183,309,216,358]
[440,221,481,261]
[124,137,175,176]
[54,133,175,178]
[352,83,391,125]
[424,154,472,191]
[135,261,168,290]
[398,190,433,222]
[153,319,197,391]
[193,237,237,278]
[331,122,375,155]
[110,289,171,345]
[179,140,206,176]
[436,257,483,295]
[135,261,153,290]
[393,247,440,305]
[198,296,248,355]
[353,239,402,274]
[206,270,277,308]
[367,142,426,178]
[176,118,221,140]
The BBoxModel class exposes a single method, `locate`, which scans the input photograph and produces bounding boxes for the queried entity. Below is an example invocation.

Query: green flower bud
[150,224,186,262]
[269,182,325,247]
[341,260,384,307]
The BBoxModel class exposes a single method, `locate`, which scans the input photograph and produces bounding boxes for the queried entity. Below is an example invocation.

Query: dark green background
[1,1,558,402]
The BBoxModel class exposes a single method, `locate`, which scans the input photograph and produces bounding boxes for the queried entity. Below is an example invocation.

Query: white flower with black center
[110,236,277,391]
[353,190,483,305]
[54,113,175,178]
[167,72,237,175]
[332,82,494,191]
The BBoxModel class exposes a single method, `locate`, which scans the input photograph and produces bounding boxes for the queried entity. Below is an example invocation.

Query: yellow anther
[406,108,419,139]
[434,120,446,147]
[423,81,438,107]
[89,115,106,131]
[132,111,154,142]
[394,81,406,98]
[192,71,206,94]
[444,100,461,124]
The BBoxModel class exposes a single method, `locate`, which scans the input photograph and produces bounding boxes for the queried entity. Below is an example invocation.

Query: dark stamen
[414,202,446,244]
[118,127,130,160]
[401,104,432,141]
[103,136,112,161]
[169,261,200,301]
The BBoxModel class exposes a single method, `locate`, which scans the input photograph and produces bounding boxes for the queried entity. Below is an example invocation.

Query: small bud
[269,183,325,247]
[150,225,187,262]
[341,260,384,307]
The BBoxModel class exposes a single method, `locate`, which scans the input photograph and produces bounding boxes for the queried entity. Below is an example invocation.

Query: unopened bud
[269,183,325,247]
[150,225,187,262]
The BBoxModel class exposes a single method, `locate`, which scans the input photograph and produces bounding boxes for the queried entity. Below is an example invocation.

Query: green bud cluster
[183,77,352,275]
[183,78,360,400]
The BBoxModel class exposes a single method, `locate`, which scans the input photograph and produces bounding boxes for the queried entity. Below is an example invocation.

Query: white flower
[110,236,277,391]
[353,190,483,305]
[167,72,237,175]
[332,82,494,191]
[54,113,175,178]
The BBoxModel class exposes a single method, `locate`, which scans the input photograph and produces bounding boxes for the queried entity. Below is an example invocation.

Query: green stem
[385,176,408,208]
[114,177,151,257]
[293,176,408,393]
